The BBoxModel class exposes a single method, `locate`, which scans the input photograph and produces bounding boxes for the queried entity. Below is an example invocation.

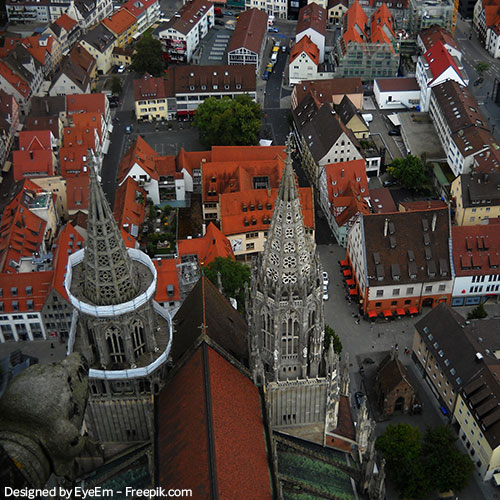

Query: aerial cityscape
[0,0,499,498]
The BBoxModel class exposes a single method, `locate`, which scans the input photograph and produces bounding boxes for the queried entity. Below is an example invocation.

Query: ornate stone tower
[66,161,172,443]
[248,143,325,384]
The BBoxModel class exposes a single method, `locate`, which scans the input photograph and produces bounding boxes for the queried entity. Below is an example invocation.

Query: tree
[203,257,250,312]
[131,34,164,76]
[111,76,122,95]
[324,325,342,354]
[422,426,474,493]
[376,424,431,499]
[194,95,262,148]
[476,61,490,77]
[467,303,488,320]
[387,154,428,192]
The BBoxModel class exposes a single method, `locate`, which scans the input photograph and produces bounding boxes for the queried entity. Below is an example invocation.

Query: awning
[349,288,358,296]
[387,113,401,127]
[408,306,419,315]
[102,138,110,154]
[340,259,349,267]
[396,308,406,316]
[343,269,351,277]
[368,310,378,318]
[346,279,355,286]
[383,310,393,318]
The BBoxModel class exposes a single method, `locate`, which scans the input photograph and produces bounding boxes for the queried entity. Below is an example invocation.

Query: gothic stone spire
[260,141,315,287]
[82,159,139,305]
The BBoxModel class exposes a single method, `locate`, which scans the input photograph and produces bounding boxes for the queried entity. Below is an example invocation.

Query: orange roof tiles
[51,223,85,301]
[118,136,160,182]
[153,258,181,303]
[71,112,103,140]
[113,176,147,234]
[60,147,90,178]
[70,44,96,74]
[66,176,90,212]
[123,0,157,17]
[13,150,55,181]
[0,180,47,272]
[0,62,30,99]
[220,186,314,236]
[344,0,368,42]
[155,156,180,178]
[211,145,286,163]
[133,73,168,101]
[66,93,107,115]
[63,125,98,151]
[424,41,462,83]
[157,344,273,499]
[22,35,53,65]
[0,270,53,313]
[19,130,53,150]
[297,2,327,37]
[177,148,212,177]
[54,13,78,33]
[102,9,136,36]
[121,228,138,248]
[177,222,234,265]
[452,220,500,277]
[290,35,320,65]
[419,26,460,52]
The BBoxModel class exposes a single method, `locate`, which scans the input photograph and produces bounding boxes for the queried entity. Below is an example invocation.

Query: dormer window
[213,84,218,90]
[236,84,241,89]
[189,85,195,91]
[201,85,206,90]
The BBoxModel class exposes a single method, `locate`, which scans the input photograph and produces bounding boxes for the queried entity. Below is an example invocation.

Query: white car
[323,285,329,301]
[117,65,125,73]
[322,271,329,286]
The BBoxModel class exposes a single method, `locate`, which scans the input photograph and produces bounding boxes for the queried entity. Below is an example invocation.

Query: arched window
[132,319,146,358]
[106,326,125,364]
[262,313,274,352]
[281,318,299,356]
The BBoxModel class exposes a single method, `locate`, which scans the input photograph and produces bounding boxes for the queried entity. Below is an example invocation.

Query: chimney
[384,218,389,237]
[431,213,437,232]
[341,169,344,178]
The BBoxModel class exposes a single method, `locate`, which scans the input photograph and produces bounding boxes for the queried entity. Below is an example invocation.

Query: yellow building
[133,74,169,122]
[102,9,138,48]
[451,172,500,226]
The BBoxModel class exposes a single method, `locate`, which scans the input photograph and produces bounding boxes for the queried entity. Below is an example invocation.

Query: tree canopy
[111,76,123,95]
[203,257,250,312]
[131,34,164,76]
[475,61,490,77]
[386,154,428,192]
[376,423,473,498]
[194,95,262,148]
[324,325,342,354]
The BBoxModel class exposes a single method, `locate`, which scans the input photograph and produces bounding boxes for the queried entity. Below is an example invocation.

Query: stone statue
[0,353,89,487]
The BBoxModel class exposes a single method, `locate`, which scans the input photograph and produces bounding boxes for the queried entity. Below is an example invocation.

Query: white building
[289,36,320,86]
[486,25,500,58]
[373,78,421,110]
[296,2,327,63]
[244,0,287,20]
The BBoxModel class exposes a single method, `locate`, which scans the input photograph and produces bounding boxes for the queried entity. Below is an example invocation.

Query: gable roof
[424,40,463,83]
[336,95,361,126]
[118,135,160,182]
[162,0,213,36]
[70,44,96,74]
[25,116,60,141]
[60,147,89,178]
[122,0,157,17]
[156,342,273,499]
[54,13,78,33]
[66,93,107,115]
[290,35,320,65]
[228,8,268,55]
[375,77,419,92]
[81,24,116,53]
[0,270,53,313]
[0,61,30,100]
[66,176,90,212]
[113,176,147,235]
[177,222,234,266]
[292,78,363,109]
[133,73,168,101]
[51,56,91,93]
[418,25,460,53]
[377,353,414,394]
[13,150,55,181]
[297,2,327,37]
[171,275,248,365]
[101,9,136,36]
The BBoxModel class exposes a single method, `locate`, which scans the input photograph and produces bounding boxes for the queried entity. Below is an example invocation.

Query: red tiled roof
[325,159,368,202]
[228,8,268,55]
[162,0,213,36]
[19,130,52,150]
[13,150,55,181]
[66,93,107,115]
[0,62,30,99]
[220,186,314,236]
[133,73,168,101]
[155,156,178,177]
[71,112,103,141]
[113,176,146,233]
[399,200,448,212]
[153,258,180,303]
[177,222,234,265]
[418,25,460,53]
[118,136,159,182]
[369,187,397,213]
[0,180,47,272]
[51,223,85,301]
[297,2,327,37]
[424,41,462,83]
[176,148,212,177]
[25,116,60,140]
[70,44,96,74]
[66,176,90,212]
[0,270,53,313]
[22,35,54,64]
[63,125,98,151]
[375,77,419,92]
[55,13,78,32]
[102,9,136,36]
[343,0,367,43]
[452,220,500,277]
[123,0,158,18]
[211,145,286,163]
[290,35,320,65]
[157,343,273,499]
[60,147,90,178]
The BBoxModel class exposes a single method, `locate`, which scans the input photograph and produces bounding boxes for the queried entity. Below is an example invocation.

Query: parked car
[474,77,484,86]
[388,129,400,136]
[281,45,287,53]
[125,125,131,134]
[323,285,329,301]
[322,271,329,286]
[354,391,364,408]
[262,70,270,80]
[223,10,233,16]
[117,65,125,73]
[215,19,225,26]
[383,179,397,187]
[268,27,279,32]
